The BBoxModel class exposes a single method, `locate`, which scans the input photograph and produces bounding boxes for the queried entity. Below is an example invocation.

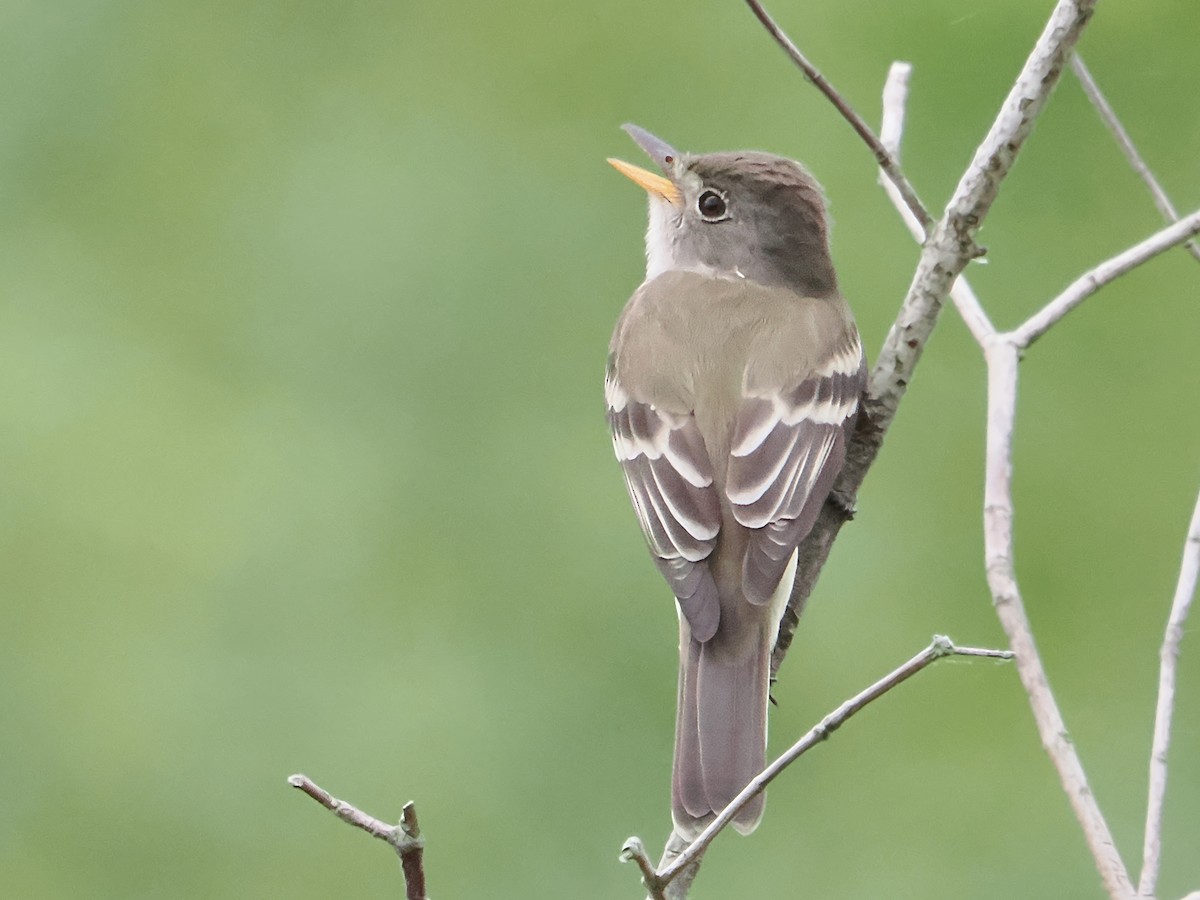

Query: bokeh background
[3,1,1198,897]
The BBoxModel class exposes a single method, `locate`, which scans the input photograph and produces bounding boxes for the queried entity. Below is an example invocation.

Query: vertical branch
[772,0,1098,677]
[863,0,1096,444]
[877,61,996,345]
[1138,489,1200,899]
[398,802,428,900]
[981,342,1135,900]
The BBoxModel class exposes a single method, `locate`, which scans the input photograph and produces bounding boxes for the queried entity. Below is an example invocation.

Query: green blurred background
[3,1,1198,897]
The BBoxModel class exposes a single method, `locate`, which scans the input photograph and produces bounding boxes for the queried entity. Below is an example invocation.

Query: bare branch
[638,637,1013,888]
[1138,489,1200,899]
[621,837,668,900]
[981,342,1135,899]
[397,803,427,900]
[742,0,931,231]
[877,60,910,158]
[868,0,1095,410]
[289,773,394,840]
[653,831,699,900]
[289,774,429,900]
[1010,209,1200,348]
[1070,54,1200,264]
[877,61,995,345]
[775,0,1097,676]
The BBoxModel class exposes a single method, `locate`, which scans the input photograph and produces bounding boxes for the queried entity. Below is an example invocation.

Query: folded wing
[607,365,723,640]
[727,334,866,605]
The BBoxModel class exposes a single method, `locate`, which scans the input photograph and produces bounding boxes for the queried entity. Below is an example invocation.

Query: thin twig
[621,838,668,900]
[1010,209,1200,349]
[866,0,1096,410]
[981,342,1135,900]
[774,0,1097,678]
[652,831,698,900]
[878,61,995,345]
[289,774,429,900]
[876,61,910,158]
[878,48,1198,900]
[289,773,395,840]
[1070,54,1200,264]
[742,0,931,231]
[632,637,1013,888]
[1138,489,1200,899]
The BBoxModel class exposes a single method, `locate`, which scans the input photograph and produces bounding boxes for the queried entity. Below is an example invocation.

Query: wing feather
[607,366,722,640]
[728,333,866,604]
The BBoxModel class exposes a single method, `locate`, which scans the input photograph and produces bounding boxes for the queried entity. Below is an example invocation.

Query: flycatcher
[605,125,866,838]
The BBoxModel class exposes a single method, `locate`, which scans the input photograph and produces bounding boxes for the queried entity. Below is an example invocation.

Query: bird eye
[697,190,727,220]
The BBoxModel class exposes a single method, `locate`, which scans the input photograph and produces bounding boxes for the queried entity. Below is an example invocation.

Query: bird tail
[671,621,771,839]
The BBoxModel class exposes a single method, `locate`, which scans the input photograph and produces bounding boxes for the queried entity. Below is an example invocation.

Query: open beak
[607,123,682,205]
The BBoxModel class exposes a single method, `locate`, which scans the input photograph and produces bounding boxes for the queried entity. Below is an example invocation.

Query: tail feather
[672,637,709,820]
[672,624,771,838]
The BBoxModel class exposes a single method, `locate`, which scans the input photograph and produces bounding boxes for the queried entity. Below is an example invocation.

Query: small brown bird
[605,125,865,838]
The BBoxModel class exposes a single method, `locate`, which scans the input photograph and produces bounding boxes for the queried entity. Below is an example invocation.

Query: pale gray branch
[877,61,910,157]
[1010,209,1200,348]
[776,0,1096,676]
[1138,489,1200,899]
[621,837,668,900]
[981,342,1135,899]
[867,0,1095,412]
[877,61,995,345]
[874,50,1186,896]
[653,831,698,900]
[624,637,1013,893]
[1070,54,1200,264]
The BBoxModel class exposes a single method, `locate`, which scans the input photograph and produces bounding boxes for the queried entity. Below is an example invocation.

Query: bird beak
[607,123,682,205]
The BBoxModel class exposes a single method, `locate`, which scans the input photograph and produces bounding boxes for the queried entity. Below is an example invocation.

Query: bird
[604,124,866,839]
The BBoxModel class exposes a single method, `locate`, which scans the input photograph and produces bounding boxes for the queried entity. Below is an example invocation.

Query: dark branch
[289,774,429,900]
[742,0,932,231]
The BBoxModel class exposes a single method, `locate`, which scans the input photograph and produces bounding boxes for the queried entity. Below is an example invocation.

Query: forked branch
[769,0,1098,678]
[289,774,428,900]
[875,51,1200,900]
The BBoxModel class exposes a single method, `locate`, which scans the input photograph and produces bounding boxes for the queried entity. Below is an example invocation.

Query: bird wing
[606,360,723,641]
[726,330,867,605]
